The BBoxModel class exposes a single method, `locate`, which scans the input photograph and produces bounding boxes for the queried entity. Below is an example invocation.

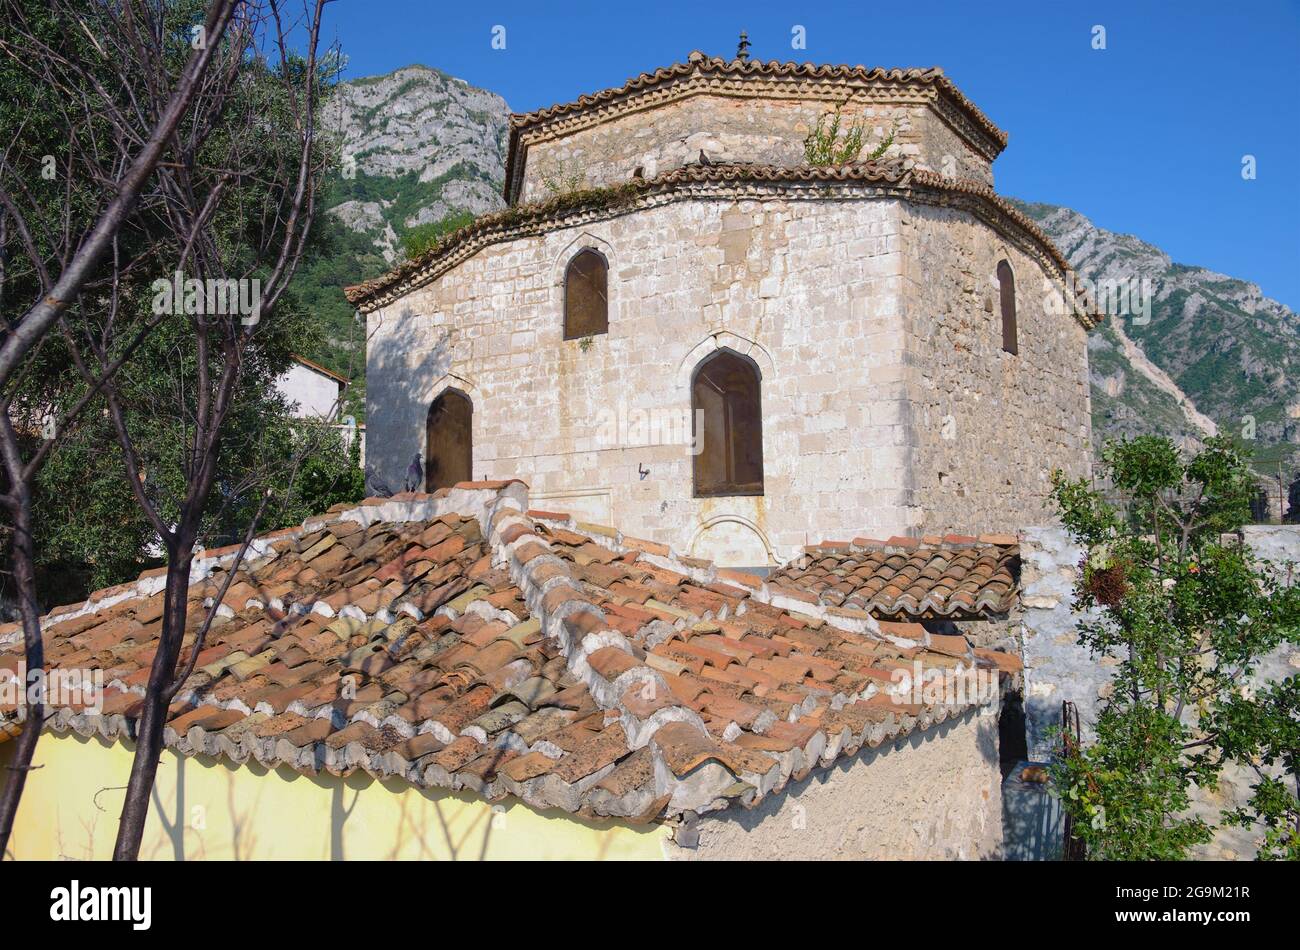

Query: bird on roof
[698,149,712,166]
[404,453,424,493]
[365,465,394,498]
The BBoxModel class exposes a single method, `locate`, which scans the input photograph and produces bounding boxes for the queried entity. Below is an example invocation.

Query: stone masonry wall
[900,206,1093,534]
[368,196,911,567]
[1020,524,1300,859]
[519,92,992,204]
[667,700,1004,860]
[1019,525,1107,760]
[367,192,1090,564]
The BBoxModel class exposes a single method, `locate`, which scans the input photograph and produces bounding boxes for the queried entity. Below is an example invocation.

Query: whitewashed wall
[276,361,343,420]
[668,702,1004,860]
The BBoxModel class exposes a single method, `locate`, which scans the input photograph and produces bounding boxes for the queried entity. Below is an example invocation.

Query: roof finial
[736,30,751,62]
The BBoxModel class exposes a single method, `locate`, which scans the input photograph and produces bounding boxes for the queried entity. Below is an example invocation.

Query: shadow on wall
[9,730,665,859]
[151,755,187,861]
[142,751,268,860]
[330,776,361,860]
[678,706,1002,859]
[365,306,453,496]
[321,771,626,860]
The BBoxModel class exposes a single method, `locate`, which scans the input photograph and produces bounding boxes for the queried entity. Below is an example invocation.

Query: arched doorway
[425,389,472,491]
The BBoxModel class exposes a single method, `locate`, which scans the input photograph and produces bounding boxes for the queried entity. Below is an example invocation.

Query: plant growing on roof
[540,159,586,196]
[402,209,476,260]
[1049,435,1300,859]
[804,107,896,167]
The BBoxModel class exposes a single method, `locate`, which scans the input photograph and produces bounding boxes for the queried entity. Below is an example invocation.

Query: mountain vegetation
[1015,201,1300,482]
[286,65,508,398]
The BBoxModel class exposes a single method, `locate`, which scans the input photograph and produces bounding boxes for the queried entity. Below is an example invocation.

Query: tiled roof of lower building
[766,535,1020,619]
[0,482,1019,824]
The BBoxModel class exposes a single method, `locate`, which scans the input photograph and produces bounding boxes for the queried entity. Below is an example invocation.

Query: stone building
[348,52,1097,568]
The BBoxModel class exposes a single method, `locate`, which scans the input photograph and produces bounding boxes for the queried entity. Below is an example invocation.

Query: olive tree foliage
[1050,436,1300,859]
[0,0,346,860]
[0,0,250,857]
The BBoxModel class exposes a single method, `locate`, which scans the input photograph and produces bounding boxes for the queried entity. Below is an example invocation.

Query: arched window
[426,389,473,491]
[997,259,1018,355]
[692,350,764,497]
[563,248,608,339]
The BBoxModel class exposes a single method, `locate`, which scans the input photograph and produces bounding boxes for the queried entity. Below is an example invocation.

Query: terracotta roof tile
[7,484,1010,822]
[769,537,1019,619]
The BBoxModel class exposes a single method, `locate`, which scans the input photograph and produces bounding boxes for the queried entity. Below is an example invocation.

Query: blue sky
[319,0,1300,308]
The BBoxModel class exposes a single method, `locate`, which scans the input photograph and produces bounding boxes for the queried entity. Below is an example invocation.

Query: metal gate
[1059,700,1087,861]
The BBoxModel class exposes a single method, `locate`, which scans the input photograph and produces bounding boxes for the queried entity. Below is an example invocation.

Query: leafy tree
[0,0,360,610]
[284,212,374,385]
[0,0,249,854]
[1050,436,1300,859]
[23,309,364,605]
[1,0,343,859]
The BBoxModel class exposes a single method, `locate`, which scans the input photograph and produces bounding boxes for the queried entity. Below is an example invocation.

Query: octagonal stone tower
[506,51,1005,204]
[349,52,1095,568]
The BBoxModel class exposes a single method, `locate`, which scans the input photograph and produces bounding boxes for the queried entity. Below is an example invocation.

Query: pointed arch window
[692,350,764,497]
[425,389,473,491]
[997,259,1018,355]
[563,248,608,339]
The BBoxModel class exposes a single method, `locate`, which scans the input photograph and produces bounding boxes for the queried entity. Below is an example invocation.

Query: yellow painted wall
[2,732,670,860]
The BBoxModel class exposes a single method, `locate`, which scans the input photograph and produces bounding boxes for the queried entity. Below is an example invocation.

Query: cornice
[346,162,1096,329]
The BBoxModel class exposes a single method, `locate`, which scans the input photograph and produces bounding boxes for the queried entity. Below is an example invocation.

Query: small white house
[274,354,365,464]
[275,354,348,420]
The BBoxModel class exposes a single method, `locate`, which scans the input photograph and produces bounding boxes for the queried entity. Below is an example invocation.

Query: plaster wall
[2,730,668,860]
[667,702,1004,860]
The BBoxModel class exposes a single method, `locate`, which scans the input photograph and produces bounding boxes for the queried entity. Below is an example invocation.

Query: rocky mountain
[289,66,511,393]
[321,64,510,262]
[1014,200,1300,477]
